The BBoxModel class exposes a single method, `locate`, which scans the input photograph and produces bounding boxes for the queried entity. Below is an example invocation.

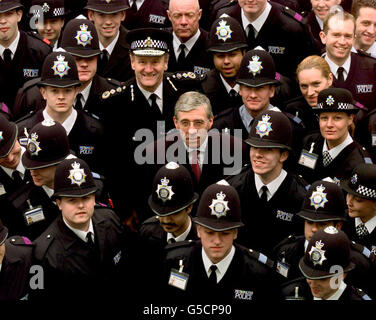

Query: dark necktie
[130,0,137,12]
[208,265,217,285]
[356,223,369,239]
[86,232,95,249]
[168,238,176,244]
[3,48,12,64]
[75,93,83,110]
[149,93,161,114]
[260,185,268,202]
[247,24,256,48]
[191,150,201,183]
[99,49,109,73]
[337,67,345,83]
[177,44,186,65]
[12,171,22,184]
[229,89,238,99]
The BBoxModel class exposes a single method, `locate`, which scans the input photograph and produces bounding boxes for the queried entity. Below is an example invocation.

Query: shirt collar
[239,104,280,133]
[219,73,239,93]
[355,216,376,234]
[241,2,271,35]
[43,108,78,135]
[63,217,95,242]
[173,29,201,57]
[128,0,145,10]
[254,169,288,200]
[42,185,54,198]
[322,133,353,159]
[313,281,347,300]
[315,14,324,30]
[367,41,376,55]
[167,218,192,243]
[324,54,351,79]
[1,146,26,178]
[0,31,20,57]
[99,30,119,56]
[79,81,92,104]
[202,245,235,283]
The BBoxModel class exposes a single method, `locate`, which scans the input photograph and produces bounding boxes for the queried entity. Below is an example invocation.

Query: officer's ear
[87,10,95,22]
[40,87,47,100]
[120,10,126,21]
[16,9,23,23]
[55,198,62,210]
[319,30,327,46]
[196,224,202,238]
[186,204,193,215]
[280,150,289,163]
[163,53,169,71]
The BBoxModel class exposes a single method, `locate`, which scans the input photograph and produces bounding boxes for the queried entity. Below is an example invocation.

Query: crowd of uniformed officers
[1,0,376,307]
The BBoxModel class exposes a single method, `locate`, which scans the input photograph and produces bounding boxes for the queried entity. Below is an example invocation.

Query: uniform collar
[166,217,192,243]
[201,245,235,283]
[99,30,120,56]
[219,73,239,94]
[173,29,201,57]
[0,31,20,58]
[324,54,351,79]
[355,215,376,234]
[62,217,95,243]
[79,80,92,105]
[1,146,26,179]
[315,14,323,30]
[241,2,271,35]
[43,108,78,135]
[322,133,353,160]
[254,169,287,201]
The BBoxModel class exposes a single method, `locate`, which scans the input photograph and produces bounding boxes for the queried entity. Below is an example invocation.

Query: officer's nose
[367,23,376,35]
[307,85,316,96]
[144,62,154,73]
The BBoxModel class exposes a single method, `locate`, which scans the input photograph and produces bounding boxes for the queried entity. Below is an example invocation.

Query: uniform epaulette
[282,6,306,24]
[245,247,275,269]
[82,109,101,121]
[356,288,372,300]
[27,31,51,46]
[284,111,304,127]
[165,239,196,251]
[359,145,373,164]
[295,173,309,188]
[34,232,55,261]
[7,235,33,246]
[101,84,127,100]
[22,77,41,91]
[214,107,235,120]
[351,241,376,262]
[106,77,123,87]
[273,234,304,252]
[141,216,159,225]
[15,110,36,125]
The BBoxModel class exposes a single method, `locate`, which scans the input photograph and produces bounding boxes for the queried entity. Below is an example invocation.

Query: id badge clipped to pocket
[298,143,318,169]
[23,200,45,226]
[168,259,189,291]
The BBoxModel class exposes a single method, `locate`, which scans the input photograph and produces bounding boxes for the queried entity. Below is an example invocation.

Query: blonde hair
[296,55,332,80]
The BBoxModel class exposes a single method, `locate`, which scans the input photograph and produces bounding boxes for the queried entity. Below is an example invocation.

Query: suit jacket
[96,26,133,82]
[167,28,213,75]
[31,208,124,301]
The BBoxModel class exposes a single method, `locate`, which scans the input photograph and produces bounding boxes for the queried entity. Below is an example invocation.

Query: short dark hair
[352,0,376,19]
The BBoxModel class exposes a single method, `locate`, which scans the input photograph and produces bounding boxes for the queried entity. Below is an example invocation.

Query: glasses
[170,11,199,20]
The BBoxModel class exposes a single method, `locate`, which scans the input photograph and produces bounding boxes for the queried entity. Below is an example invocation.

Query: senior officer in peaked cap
[282,227,372,300]
[0,218,34,300]
[227,110,307,256]
[16,51,106,176]
[201,16,248,115]
[86,0,134,82]
[31,158,124,301]
[297,87,372,185]
[100,27,203,222]
[162,181,278,305]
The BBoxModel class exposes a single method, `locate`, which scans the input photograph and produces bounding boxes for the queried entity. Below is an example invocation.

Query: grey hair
[174,91,213,119]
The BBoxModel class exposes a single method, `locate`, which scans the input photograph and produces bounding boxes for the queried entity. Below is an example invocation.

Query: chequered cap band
[53,7,65,16]
[356,184,376,198]
[130,38,168,51]
[316,103,354,109]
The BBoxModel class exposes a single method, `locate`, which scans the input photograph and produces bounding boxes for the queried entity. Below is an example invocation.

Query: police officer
[31,158,124,301]
[29,0,66,50]
[0,218,34,300]
[201,16,248,115]
[227,110,308,256]
[274,180,376,297]
[281,227,372,300]
[0,0,51,111]
[86,0,134,82]
[297,88,372,185]
[16,51,106,176]
[166,0,212,76]
[163,181,278,305]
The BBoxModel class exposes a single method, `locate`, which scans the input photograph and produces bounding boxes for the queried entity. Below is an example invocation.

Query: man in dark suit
[86,0,133,82]
[166,0,212,75]
[31,158,124,301]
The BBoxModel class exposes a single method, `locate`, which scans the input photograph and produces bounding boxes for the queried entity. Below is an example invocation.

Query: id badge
[298,149,318,169]
[0,184,6,196]
[372,134,376,146]
[276,260,290,278]
[24,205,45,226]
[168,268,189,291]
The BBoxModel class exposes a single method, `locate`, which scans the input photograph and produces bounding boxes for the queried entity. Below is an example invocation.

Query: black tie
[99,49,109,73]
[208,265,217,285]
[168,238,176,244]
[3,48,12,64]
[150,93,161,114]
[229,89,238,99]
[130,0,137,12]
[260,185,268,202]
[337,67,345,83]
[75,93,83,110]
[177,44,186,66]
[12,171,22,184]
[86,232,95,249]
[247,25,256,48]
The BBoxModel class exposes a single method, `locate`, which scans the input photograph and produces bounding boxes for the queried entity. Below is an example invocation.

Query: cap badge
[326,95,335,106]
[309,184,328,210]
[52,54,70,78]
[75,24,93,47]
[145,37,153,48]
[41,119,55,127]
[27,132,42,156]
[216,20,233,42]
[68,161,87,186]
[0,131,3,142]
[209,191,230,219]
[165,162,180,170]
[351,173,358,185]
[156,177,174,203]
[308,240,327,266]
[42,2,50,12]
[256,114,272,138]
[247,55,263,77]
[105,0,112,3]
[324,226,338,234]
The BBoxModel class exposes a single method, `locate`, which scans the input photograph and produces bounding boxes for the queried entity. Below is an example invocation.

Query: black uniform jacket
[16,109,105,175]
[227,165,307,256]
[0,236,33,300]
[96,26,134,83]
[305,11,324,54]
[297,132,372,184]
[167,28,213,76]
[162,240,278,305]
[0,31,51,111]
[217,2,313,78]
[31,208,124,301]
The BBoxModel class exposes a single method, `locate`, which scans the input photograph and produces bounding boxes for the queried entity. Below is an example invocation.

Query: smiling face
[355,7,376,51]
[311,0,341,21]
[213,49,244,81]
[56,194,95,231]
[319,112,353,148]
[0,9,22,47]
[88,10,125,44]
[306,276,345,299]
[346,193,376,223]
[30,165,57,188]
[239,84,275,118]
[196,225,237,264]
[158,206,192,237]
[0,140,21,170]
[36,17,65,45]
[238,0,268,21]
